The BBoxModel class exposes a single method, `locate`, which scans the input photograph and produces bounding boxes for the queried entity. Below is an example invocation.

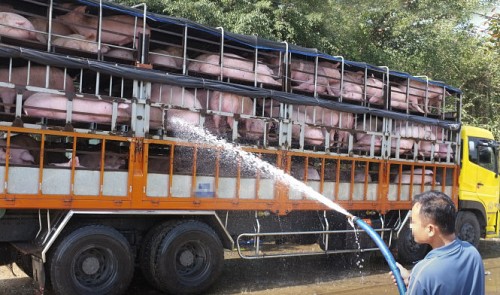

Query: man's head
[410,191,456,245]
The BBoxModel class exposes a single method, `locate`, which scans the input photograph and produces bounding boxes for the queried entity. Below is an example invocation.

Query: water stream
[171,118,353,218]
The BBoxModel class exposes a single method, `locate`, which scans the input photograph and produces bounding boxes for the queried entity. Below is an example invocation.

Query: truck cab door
[471,139,499,236]
[460,136,500,237]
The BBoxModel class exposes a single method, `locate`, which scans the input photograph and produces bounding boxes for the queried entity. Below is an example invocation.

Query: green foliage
[115,0,500,138]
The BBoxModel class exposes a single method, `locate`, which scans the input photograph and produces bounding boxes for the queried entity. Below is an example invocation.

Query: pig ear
[75,6,87,13]
[74,156,80,168]
[118,103,130,109]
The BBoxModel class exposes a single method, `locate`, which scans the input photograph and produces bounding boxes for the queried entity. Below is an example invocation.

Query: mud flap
[32,256,45,294]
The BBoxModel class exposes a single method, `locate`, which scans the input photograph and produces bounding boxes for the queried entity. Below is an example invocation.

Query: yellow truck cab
[458,126,500,246]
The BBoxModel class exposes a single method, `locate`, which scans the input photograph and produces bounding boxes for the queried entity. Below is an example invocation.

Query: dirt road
[1,238,500,295]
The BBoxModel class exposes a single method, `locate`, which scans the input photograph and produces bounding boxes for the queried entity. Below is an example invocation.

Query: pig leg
[0,88,16,113]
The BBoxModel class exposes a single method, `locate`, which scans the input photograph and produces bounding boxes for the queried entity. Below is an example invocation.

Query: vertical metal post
[46,0,54,51]
[216,27,225,80]
[334,56,344,101]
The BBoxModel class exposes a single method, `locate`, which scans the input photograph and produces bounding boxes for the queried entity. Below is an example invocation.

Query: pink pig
[188,53,280,86]
[23,93,131,123]
[209,91,266,140]
[150,47,184,69]
[53,34,110,53]
[0,12,43,42]
[57,6,150,46]
[0,66,75,113]
[150,84,202,131]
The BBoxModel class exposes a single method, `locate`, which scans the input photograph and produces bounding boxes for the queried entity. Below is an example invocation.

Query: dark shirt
[407,238,485,295]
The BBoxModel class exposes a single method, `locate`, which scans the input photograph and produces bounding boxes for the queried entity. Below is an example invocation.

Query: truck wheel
[153,220,224,294]
[48,225,134,295]
[455,211,480,247]
[397,224,429,264]
[138,220,177,290]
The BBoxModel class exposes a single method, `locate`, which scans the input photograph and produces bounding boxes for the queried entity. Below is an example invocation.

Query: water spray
[171,118,407,294]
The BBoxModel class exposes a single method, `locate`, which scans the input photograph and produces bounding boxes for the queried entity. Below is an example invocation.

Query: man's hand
[389,262,410,287]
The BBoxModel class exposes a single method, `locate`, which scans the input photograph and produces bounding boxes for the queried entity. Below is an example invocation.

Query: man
[391,190,485,295]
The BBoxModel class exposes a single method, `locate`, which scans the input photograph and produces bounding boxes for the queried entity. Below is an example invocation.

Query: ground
[1,239,499,294]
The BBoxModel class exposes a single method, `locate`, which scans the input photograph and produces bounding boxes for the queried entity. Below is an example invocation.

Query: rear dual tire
[48,225,134,295]
[140,220,224,294]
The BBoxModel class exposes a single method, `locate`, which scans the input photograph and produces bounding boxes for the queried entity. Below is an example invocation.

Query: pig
[77,153,126,170]
[150,47,184,69]
[395,168,434,184]
[105,48,135,60]
[329,112,355,148]
[0,66,75,113]
[29,16,73,43]
[150,84,202,131]
[366,76,385,104]
[50,156,82,168]
[57,6,150,46]
[354,169,372,183]
[391,123,435,155]
[289,60,340,95]
[209,91,267,140]
[9,134,40,164]
[417,127,439,158]
[331,71,365,101]
[354,118,383,152]
[0,140,35,165]
[23,93,131,123]
[188,53,280,86]
[390,85,425,113]
[406,80,446,114]
[290,106,325,146]
[435,127,454,159]
[53,34,110,54]
[291,162,320,181]
[0,12,44,43]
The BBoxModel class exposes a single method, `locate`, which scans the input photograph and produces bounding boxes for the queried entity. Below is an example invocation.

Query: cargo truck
[0,0,498,294]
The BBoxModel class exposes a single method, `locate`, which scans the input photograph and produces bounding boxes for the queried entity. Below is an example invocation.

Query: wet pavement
[1,238,500,294]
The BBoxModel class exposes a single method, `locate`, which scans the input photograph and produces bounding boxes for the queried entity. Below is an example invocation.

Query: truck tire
[397,224,429,264]
[138,220,177,290]
[48,225,134,295]
[153,220,224,295]
[455,211,481,247]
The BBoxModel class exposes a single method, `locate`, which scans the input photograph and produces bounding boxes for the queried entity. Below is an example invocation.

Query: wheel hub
[179,249,195,267]
[81,256,100,275]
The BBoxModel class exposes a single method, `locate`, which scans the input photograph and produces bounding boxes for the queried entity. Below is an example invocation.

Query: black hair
[413,190,456,235]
